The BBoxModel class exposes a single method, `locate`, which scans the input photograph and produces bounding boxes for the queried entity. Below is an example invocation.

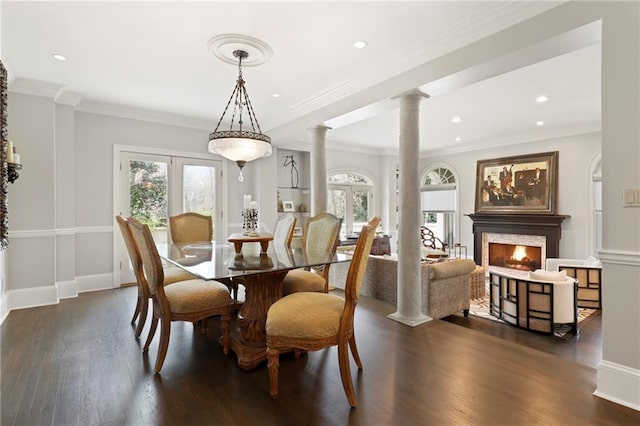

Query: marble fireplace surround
[467,213,569,270]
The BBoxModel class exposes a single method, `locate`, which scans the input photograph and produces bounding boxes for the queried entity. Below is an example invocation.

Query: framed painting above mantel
[475,151,558,215]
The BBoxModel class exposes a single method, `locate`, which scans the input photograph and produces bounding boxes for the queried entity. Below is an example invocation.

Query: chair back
[115,215,146,285]
[341,217,380,328]
[303,213,342,264]
[128,217,165,296]
[170,212,213,244]
[273,214,297,248]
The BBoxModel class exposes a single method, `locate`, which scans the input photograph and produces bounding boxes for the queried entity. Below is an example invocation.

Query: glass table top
[157,241,350,281]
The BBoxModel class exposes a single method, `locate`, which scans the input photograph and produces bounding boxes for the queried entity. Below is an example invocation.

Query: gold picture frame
[475,151,558,214]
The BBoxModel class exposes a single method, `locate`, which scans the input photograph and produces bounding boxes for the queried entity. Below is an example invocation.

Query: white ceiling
[2,1,601,155]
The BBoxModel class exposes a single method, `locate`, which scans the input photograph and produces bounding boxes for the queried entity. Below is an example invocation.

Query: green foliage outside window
[130,160,168,228]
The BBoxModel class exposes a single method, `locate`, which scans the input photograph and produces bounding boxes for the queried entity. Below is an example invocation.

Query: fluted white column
[310,125,330,215]
[388,90,430,327]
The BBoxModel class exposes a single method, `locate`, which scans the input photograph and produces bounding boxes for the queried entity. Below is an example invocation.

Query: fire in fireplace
[489,243,542,271]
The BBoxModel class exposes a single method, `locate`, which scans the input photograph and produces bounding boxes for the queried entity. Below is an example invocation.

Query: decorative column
[388,90,430,327]
[309,125,330,215]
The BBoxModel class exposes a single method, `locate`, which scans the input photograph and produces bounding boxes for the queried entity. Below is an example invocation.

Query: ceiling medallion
[208,34,273,67]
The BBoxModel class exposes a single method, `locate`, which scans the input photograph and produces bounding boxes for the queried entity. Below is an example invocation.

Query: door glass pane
[328,188,347,238]
[353,189,369,232]
[183,164,217,240]
[129,160,168,244]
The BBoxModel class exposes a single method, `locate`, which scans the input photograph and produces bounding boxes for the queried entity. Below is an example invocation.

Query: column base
[387,311,432,327]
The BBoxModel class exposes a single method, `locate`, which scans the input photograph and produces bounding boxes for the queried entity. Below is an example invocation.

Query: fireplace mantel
[467,213,569,266]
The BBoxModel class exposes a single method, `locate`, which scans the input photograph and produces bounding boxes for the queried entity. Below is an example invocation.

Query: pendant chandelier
[208,49,272,182]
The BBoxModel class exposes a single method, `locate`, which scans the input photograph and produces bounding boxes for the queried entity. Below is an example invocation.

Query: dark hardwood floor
[2,286,637,425]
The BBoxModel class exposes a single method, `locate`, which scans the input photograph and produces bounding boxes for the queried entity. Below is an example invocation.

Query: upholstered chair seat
[164,268,198,285]
[164,279,232,314]
[282,269,326,294]
[266,292,344,339]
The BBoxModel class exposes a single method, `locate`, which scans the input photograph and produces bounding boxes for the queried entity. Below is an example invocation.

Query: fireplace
[468,213,568,271]
[482,232,546,272]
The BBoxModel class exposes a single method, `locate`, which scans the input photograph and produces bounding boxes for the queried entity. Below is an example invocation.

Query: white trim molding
[7,285,59,311]
[8,226,113,238]
[595,360,640,412]
[9,229,57,239]
[598,249,640,266]
[77,273,115,293]
[75,226,113,234]
[0,293,9,325]
[56,280,78,299]
[0,274,116,325]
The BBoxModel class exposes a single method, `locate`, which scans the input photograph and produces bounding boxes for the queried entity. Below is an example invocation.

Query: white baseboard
[0,293,9,325]
[595,360,640,412]
[77,273,115,293]
[0,273,116,325]
[56,280,78,299]
[7,285,59,311]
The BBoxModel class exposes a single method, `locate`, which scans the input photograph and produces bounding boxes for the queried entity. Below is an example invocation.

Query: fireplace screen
[488,243,542,272]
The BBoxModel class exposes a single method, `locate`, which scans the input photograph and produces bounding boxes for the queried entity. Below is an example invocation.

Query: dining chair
[273,213,297,247]
[169,212,212,244]
[127,216,232,374]
[281,213,342,295]
[115,215,197,338]
[266,216,380,407]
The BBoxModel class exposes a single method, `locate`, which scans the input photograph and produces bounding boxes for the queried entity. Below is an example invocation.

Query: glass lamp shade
[208,135,272,163]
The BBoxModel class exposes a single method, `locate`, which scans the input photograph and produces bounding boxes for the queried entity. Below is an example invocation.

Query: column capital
[307,124,332,134]
[392,89,430,103]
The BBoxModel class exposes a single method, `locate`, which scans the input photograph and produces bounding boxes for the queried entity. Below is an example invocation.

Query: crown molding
[1,47,18,85]
[55,90,84,107]
[288,2,560,119]
[76,100,214,131]
[9,77,65,99]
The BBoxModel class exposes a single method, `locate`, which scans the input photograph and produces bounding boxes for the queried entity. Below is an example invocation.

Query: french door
[327,184,371,238]
[116,151,223,284]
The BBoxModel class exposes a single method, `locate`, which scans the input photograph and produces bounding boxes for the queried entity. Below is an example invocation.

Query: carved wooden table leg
[228,270,288,370]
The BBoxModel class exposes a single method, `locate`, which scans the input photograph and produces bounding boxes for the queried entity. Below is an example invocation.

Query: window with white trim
[420,167,457,247]
[327,173,373,238]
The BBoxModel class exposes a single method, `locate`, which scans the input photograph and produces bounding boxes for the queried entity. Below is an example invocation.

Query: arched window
[420,166,458,247]
[327,172,373,237]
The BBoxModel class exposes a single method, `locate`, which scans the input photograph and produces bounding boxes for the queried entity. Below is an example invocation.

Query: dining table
[157,239,351,370]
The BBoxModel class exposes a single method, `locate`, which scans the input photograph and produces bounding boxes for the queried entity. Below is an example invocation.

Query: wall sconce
[8,163,21,183]
[7,141,22,184]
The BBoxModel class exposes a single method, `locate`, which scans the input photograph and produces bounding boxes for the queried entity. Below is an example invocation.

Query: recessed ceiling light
[536,95,550,103]
[536,120,545,126]
[52,54,67,61]
[451,116,462,123]
[455,137,462,142]
[353,41,368,49]
[272,93,280,98]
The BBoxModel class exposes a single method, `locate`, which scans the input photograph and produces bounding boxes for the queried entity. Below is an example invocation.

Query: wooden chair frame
[267,216,381,407]
[128,216,231,374]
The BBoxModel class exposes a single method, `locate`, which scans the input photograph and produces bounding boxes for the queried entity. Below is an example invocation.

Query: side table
[470,265,486,299]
